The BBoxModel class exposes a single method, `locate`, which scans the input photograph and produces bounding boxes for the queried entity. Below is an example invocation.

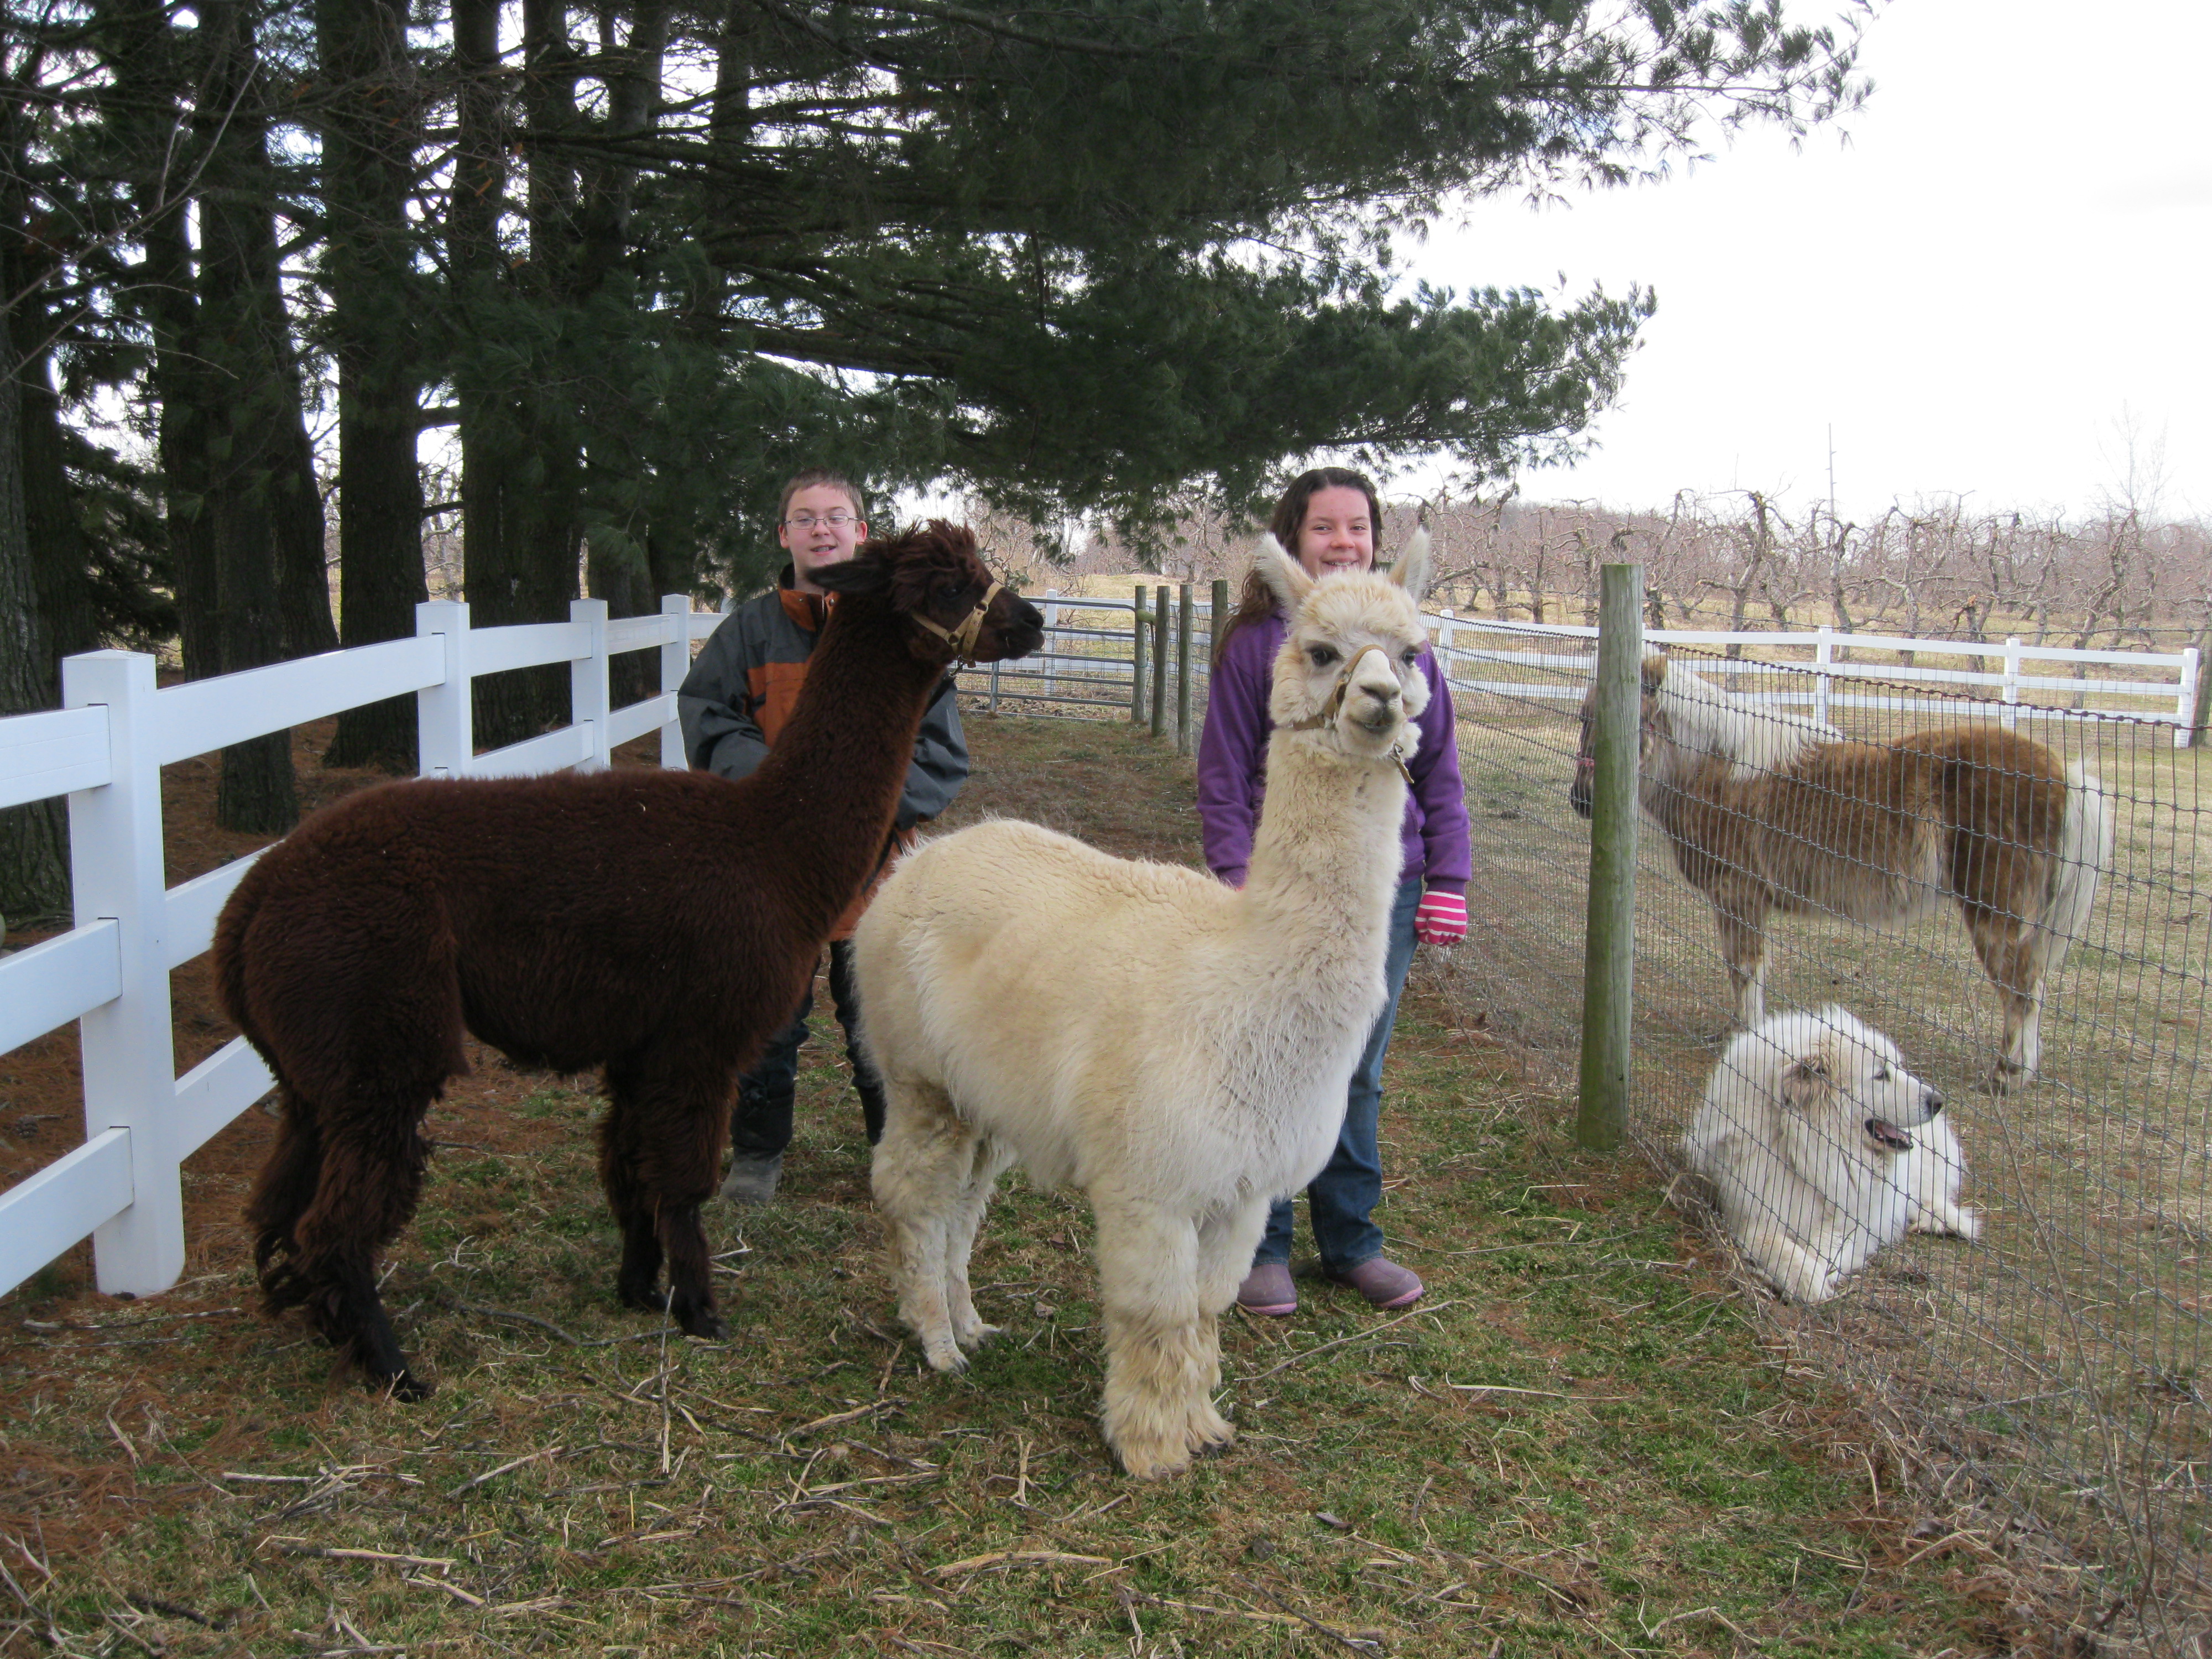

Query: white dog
[1683,1005,1979,1304]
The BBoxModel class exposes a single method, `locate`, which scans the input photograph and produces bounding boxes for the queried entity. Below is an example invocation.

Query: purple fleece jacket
[1196,612,1472,895]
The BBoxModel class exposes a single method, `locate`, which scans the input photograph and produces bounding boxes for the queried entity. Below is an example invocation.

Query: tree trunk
[0,295,73,922]
[320,0,425,770]
[450,0,575,753]
[197,0,296,831]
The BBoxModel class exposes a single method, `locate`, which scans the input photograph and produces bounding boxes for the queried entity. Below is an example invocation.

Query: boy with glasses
[678,469,972,1202]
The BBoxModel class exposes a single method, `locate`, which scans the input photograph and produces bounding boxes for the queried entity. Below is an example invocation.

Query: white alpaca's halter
[1279,643,1415,784]
[911,580,1004,666]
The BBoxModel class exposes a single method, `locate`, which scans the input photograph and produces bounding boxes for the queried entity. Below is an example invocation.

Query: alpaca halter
[910,580,1004,665]
[1279,643,1415,784]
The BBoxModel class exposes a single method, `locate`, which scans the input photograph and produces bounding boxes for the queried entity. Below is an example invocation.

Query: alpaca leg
[1092,1194,1212,1479]
[944,1136,1017,1353]
[246,1082,325,1290]
[599,1110,664,1315]
[602,1049,732,1340]
[286,1098,437,1397]
[1183,1199,1269,1454]
[870,1077,973,1372]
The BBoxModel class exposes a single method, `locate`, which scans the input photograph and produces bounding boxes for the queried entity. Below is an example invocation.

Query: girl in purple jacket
[1196,468,1472,1315]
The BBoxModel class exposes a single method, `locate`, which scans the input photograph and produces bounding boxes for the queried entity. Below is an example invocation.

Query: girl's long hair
[1212,467,1383,666]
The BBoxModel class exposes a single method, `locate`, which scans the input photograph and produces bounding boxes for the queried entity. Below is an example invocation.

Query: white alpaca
[854,531,1433,1479]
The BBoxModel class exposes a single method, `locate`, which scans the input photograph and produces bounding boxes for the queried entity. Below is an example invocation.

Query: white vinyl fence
[1427,615,2202,745]
[0,595,717,1304]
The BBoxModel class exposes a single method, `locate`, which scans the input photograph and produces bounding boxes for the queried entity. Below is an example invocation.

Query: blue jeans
[729,940,887,1157]
[1256,875,1422,1274]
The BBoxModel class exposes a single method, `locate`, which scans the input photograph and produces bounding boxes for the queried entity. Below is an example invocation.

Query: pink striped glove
[1415,889,1467,946]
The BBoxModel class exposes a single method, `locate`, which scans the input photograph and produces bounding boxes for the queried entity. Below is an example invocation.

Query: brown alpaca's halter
[1279,643,1415,784]
[910,580,1004,666]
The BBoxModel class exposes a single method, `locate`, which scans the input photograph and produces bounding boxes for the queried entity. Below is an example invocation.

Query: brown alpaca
[216,524,1042,1397]
[1570,655,2112,1092]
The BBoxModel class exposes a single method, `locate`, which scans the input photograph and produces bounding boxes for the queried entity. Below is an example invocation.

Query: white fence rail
[0,594,716,1302]
[1426,615,2201,745]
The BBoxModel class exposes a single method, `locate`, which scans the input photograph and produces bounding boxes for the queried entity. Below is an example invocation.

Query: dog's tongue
[1866,1118,1914,1152]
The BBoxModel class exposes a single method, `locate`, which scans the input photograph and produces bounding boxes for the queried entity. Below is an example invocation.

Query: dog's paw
[1913,1203,1981,1241]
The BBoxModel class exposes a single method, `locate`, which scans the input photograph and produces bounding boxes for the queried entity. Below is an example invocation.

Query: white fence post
[1814,624,1833,728]
[1437,607,1457,669]
[2002,635,2023,732]
[571,598,611,770]
[416,599,472,777]
[660,594,691,770]
[2174,645,2200,749]
[62,651,184,1296]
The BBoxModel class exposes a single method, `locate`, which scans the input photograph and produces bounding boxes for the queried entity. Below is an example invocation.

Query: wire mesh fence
[1434,617,2209,1641]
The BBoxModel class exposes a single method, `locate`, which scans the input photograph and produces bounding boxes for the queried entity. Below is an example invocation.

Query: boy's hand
[1414,890,1467,946]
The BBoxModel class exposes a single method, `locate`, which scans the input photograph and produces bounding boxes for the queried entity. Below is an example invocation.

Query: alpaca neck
[742,595,944,937]
[1241,732,1406,969]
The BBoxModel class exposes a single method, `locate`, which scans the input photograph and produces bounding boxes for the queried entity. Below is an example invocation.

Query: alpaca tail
[2038,759,2114,977]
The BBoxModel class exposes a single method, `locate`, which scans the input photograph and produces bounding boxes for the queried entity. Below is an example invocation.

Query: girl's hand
[1415,890,1467,946]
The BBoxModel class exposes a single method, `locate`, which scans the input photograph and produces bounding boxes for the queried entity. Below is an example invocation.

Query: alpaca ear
[1640,655,1667,697]
[1387,526,1432,604]
[1251,534,1311,612]
[1780,1053,1832,1111]
[810,552,891,598]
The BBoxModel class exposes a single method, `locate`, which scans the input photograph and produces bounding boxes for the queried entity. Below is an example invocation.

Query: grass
[1436,638,2210,1639]
[0,716,2117,1657]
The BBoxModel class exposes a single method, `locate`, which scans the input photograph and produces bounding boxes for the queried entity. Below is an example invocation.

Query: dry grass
[0,714,2121,1656]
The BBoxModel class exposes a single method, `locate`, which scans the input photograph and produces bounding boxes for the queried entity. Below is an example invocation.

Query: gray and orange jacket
[676,571,969,940]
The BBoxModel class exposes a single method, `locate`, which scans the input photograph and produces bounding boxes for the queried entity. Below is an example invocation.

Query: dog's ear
[1780,1053,1832,1111]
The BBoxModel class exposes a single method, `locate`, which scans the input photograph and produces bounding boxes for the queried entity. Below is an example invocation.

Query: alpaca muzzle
[911,581,1004,665]
[1281,644,1412,780]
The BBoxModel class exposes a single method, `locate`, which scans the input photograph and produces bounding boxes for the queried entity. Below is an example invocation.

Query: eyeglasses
[783,511,858,529]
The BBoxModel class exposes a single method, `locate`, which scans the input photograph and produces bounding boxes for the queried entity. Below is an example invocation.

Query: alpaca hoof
[1114,1437,1192,1481]
[617,1280,665,1314]
[1985,1062,2030,1096]
[1190,1418,1236,1458]
[922,1337,968,1374]
[953,1320,1001,1353]
[372,1367,432,1403]
[679,1307,728,1342]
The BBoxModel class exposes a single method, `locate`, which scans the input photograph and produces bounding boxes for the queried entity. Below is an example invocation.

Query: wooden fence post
[1576,563,1643,1152]
[1151,583,1169,739]
[1131,586,1147,724]
[1176,583,1194,754]
[62,650,185,1295]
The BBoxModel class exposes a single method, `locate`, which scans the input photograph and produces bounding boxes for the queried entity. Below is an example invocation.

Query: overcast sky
[1395,0,2212,523]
